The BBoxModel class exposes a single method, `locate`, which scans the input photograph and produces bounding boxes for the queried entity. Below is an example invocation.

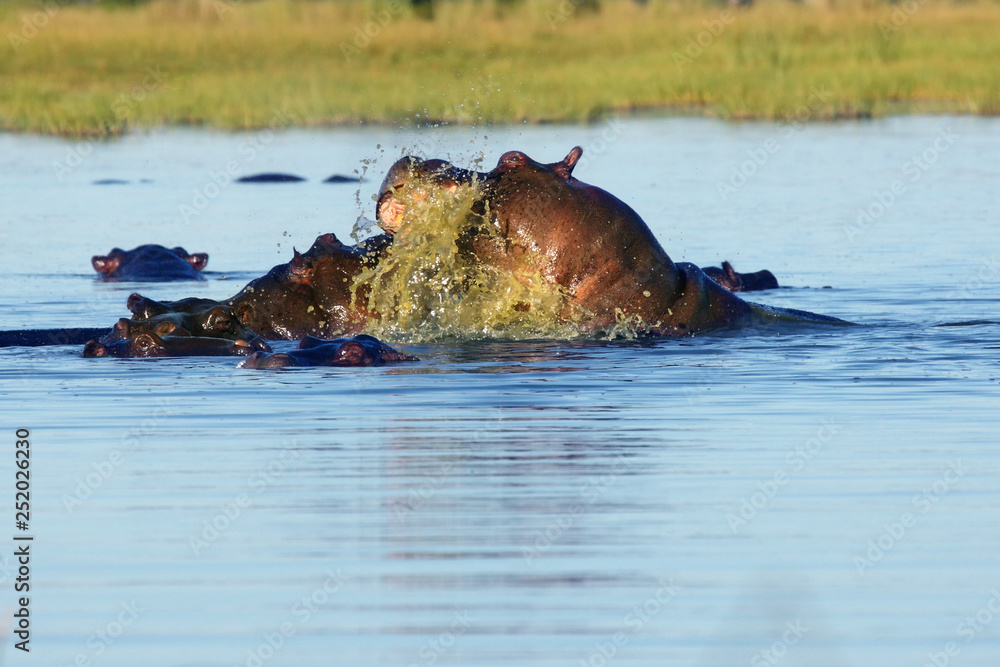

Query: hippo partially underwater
[0,146,845,362]
[92,245,209,281]
[239,335,418,369]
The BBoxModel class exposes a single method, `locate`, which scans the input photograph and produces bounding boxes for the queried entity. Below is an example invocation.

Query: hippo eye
[499,151,525,167]
[135,334,158,352]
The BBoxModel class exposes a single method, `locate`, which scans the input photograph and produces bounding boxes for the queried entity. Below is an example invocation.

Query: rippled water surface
[1,117,999,666]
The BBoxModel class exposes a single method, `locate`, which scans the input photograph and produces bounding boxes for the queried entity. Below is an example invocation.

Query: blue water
[1,116,999,667]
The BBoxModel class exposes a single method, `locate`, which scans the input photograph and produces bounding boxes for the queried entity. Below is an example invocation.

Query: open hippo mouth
[375,157,483,234]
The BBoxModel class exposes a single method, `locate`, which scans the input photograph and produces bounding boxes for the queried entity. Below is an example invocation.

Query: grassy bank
[2,0,999,136]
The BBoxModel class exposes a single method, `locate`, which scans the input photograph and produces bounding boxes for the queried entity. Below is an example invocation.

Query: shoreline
[3,0,998,137]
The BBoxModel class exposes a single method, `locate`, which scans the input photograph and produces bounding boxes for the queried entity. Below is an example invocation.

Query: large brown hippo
[92,245,208,281]
[239,335,418,369]
[375,147,844,335]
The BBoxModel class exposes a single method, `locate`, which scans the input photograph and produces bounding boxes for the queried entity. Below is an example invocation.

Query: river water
[0,116,998,666]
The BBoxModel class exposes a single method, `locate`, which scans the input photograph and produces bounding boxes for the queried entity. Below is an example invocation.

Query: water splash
[350,180,585,342]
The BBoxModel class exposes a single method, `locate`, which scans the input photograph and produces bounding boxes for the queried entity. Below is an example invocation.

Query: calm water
[1,116,999,667]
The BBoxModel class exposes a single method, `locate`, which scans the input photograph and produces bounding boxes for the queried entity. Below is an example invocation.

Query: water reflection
[2,117,1000,666]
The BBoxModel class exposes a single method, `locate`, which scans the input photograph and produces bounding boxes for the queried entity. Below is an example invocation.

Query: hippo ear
[126,293,145,313]
[722,261,738,282]
[154,321,182,336]
[317,233,342,248]
[186,253,209,272]
[83,340,108,357]
[110,317,131,341]
[551,146,583,180]
[234,302,256,326]
[249,337,272,352]
[289,249,313,284]
[92,254,120,275]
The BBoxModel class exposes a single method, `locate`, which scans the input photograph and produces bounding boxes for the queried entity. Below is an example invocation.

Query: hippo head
[376,147,682,330]
[109,296,260,343]
[226,233,382,340]
[92,245,209,281]
[84,332,266,358]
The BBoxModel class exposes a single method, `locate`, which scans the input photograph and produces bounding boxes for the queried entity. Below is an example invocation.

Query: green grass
[2,0,999,136]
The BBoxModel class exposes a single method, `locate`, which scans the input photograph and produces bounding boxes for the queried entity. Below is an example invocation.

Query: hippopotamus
[83,333,268,358]
[0,146,843,353]
[98,297,263,345]
[92,245,208,281]
[236,173,306,183]
[702,261,779,292]
[226,233,391,340]
[239,335,417,369]
[376,147,844,335]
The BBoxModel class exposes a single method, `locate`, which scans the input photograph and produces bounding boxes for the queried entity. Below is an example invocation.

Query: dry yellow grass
[2,0,999,136]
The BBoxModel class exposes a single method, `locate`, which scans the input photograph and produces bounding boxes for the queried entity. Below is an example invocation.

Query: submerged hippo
[92,245,208,281]
[239,334,417,369]
[376,147,844,335]
[98,298,262,345]
[702,261,779,292]
[83,333,268,358]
